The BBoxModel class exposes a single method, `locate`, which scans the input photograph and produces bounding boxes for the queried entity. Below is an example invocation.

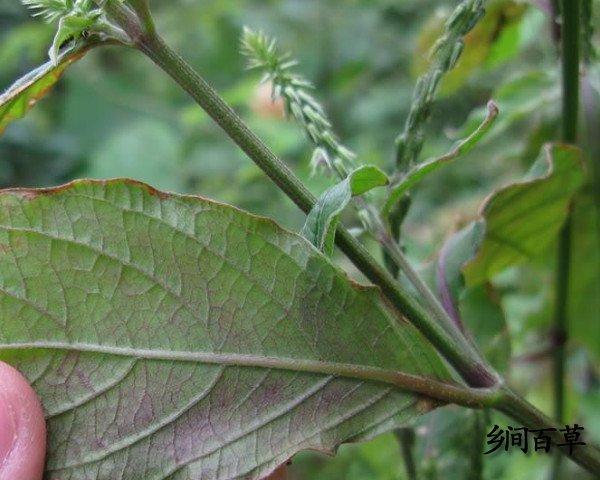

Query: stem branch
[395,428,418,480]
[552,0,580,476]
[92,1,600,475]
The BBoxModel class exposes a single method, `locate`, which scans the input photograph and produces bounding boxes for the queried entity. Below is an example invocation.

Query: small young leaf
[302,165,389,255]
[0,43,94,136]
[384,101,498,217]
[49,12,98,65]
[0,179,450,480]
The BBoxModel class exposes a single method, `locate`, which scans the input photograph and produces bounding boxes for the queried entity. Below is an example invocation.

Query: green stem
[468,411,486,480]
[126,0,155,36]
[395,428,418,480]
[497,388,600,475]
[132,32,600,472]
[552,0,580,477]
[561,0,580,145]
[379,231,472,340]
[358,198,472,350]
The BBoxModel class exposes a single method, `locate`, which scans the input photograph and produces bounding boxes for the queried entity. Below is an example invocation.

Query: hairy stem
[241,28,468,343]
[379,231,469,340]
[552,0,580,477]
[142,34,496,388]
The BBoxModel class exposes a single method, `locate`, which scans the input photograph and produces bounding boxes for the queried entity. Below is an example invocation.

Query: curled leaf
[302,165,389,255]
[463,143,584,284]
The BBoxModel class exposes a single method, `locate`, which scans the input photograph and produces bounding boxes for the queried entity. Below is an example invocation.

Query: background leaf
[462,143,584,285]
[568,192,600,358]
[431,143,585,374]
[0,43,91,136]
[0,179,450,480]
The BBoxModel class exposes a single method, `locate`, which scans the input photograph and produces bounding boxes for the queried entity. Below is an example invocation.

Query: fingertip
[0,361,46,480]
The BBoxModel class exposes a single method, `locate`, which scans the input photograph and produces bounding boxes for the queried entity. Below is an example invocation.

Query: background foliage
[1,0,598,478]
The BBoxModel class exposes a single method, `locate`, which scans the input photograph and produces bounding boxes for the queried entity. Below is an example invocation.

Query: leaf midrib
[0,340,458,407]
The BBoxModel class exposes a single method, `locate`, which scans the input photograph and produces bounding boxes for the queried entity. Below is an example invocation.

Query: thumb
[0,361,46,480]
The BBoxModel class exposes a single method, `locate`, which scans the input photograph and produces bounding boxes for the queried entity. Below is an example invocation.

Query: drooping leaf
[302,165,389,255]
[462,143,584,284]
[431,143,585,373]
[0,43,93,136]
[424,225,511,373]
[383,101,498,218]
[0,179,450,480]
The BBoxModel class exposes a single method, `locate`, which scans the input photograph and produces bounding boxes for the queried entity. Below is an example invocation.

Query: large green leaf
[0,179,450,480]
[0,43,92,136]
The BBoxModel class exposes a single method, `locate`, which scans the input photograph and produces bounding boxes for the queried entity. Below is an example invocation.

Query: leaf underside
[0,179,449,480]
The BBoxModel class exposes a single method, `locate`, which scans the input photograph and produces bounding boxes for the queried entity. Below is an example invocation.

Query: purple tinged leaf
[0,179,450,480]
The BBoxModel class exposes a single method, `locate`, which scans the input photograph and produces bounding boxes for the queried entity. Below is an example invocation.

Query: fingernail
[0,390,17,467]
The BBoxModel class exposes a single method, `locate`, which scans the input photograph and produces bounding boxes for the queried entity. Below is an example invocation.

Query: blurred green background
[1,0,599,478]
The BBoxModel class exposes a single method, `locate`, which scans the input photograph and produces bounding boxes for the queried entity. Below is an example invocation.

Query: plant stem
[552,0,580,477]
[394,0,485,173]
[497,388,600,474]
[241,28,468,343]
[395,428,418,480]
[379,231,469,339]
[358,198,472,348]
[98,0,497,389]
[468,411,486,480]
